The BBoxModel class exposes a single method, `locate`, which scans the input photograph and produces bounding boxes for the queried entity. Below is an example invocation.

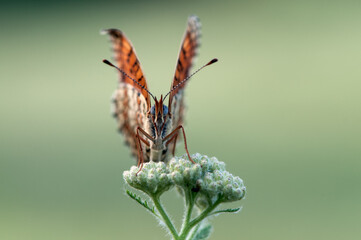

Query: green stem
[187,222,202,240]
[180,190,197,235]
[179,196,223,240]
[151,194,179,240]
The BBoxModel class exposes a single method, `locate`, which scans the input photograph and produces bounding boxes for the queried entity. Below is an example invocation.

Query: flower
[123,153,246,206]
[123,161,173,195]
[168,153,246,207]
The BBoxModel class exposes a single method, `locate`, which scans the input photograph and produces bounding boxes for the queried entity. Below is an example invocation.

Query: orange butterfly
[102,16,217,172]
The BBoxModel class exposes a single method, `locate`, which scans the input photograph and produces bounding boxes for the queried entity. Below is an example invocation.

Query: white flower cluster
[123,153,246,204]
[123,162,172,195]
[169,153,246,207]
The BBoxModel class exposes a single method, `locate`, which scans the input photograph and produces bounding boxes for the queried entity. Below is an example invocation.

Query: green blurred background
[1,0,360,239]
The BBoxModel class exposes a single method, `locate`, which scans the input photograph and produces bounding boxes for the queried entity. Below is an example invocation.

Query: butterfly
[102,16,217,172]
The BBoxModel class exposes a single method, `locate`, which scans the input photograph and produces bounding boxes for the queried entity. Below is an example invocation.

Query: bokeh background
[1,0,360,239]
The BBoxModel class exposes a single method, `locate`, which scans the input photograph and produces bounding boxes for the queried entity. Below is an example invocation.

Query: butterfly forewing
[105,29,151,108]
[105,29,150,160]
[169,16,201,130]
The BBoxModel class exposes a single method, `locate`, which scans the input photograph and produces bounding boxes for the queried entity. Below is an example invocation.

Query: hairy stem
[151,194,179,240]
[187,222,202,240]
[180,190,198,236]
[179,196,223,240]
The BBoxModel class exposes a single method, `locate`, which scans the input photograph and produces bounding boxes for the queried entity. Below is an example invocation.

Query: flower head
[168,153,246,206]
[123,153,246,205]
[123,161,172,195]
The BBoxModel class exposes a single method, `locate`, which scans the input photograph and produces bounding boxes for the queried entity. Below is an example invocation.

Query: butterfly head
[149,95,170,137]
[150,95,169,120]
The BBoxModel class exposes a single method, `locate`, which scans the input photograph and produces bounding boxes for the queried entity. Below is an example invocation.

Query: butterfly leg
[164,125,195,164]
[136,127,154,174]
[136,132,149,167]
[165,132,179,156]
[172,134,178,156]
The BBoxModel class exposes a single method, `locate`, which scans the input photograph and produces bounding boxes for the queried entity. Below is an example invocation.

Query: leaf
[126,190,159,217]
[191,223,212,240]
[211,207,241,215]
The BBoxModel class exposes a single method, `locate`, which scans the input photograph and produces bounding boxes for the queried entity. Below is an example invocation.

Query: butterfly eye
[163,105,168,115]
[150,106,155,115]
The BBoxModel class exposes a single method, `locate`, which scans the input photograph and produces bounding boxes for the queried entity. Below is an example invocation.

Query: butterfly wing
[168,16,201,132]
[104,29,150,160]
[105,29,151,109]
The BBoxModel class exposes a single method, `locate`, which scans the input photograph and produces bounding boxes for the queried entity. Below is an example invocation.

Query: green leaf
[126,190,159,217]
[211,207,241,215]
[191,223,212,240]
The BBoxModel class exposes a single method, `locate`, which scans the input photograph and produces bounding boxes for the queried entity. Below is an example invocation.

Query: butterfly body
[144,97,172,162]
[103,16,215,170]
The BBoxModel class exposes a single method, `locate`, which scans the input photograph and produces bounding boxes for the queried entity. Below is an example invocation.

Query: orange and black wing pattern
[104,29,151,109]
[104,29,149,160]
[168,16,201,128]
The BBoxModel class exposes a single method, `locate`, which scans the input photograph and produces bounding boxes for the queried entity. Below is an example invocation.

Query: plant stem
[151,194,179,240]
[179,196,223,240]
[180,190,197,236]
[187,222,202,240]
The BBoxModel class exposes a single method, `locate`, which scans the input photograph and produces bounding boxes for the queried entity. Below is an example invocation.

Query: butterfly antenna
[103,59,156,101]
[164,58,218,100]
